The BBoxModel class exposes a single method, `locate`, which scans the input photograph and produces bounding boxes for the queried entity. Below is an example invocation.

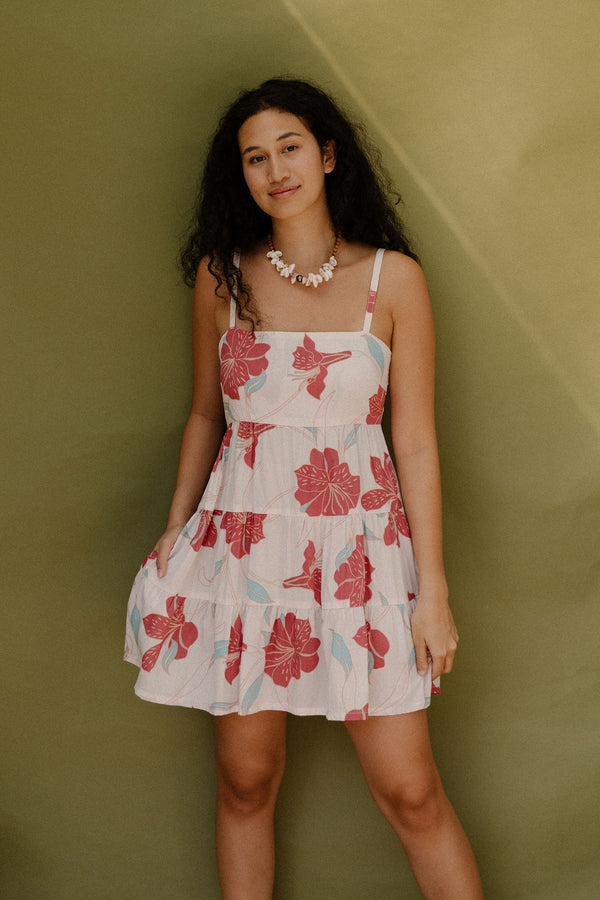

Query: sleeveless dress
[124,249,437,720]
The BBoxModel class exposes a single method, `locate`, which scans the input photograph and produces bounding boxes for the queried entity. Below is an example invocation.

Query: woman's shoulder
[344,243,425,280]
[192,255,227,321]
[377,250,430,320]
[380,249,425,283]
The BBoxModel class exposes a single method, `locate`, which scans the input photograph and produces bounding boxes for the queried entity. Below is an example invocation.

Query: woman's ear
[322,139,336,173]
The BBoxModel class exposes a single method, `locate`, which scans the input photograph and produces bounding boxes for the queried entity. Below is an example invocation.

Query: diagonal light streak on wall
[281,0,599,432]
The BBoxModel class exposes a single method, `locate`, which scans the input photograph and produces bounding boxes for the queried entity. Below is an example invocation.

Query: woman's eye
[249,155,265,164]
[283,144,298,153]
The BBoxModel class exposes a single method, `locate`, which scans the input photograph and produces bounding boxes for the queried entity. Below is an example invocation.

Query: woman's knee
[216,751,285,815]
[374,772,447,833]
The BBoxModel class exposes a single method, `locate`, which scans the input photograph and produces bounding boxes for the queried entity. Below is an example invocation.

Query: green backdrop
[2,1,598,897]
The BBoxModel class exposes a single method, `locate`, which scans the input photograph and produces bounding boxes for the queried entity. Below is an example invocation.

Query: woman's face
[237,108,335,220]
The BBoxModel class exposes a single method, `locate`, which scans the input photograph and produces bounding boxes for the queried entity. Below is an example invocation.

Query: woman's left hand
[410,588,459,681]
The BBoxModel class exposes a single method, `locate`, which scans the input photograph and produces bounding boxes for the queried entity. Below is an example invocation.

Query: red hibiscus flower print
[292,334,351,399]
[385,499,411,545]
[264,612,320,687]
[212,424,232,472]
[221,511,266,559]
[282,540,322,605]
[141,549,158,568]
[345,703,369,721]
[225,614,247,685]
[220,329,270,400]
[353,621,390,670]
[190,509,221,551]
[361,454,410,544]
[141,594,198,672]
[294,448,360,516]
[237,421,275,469]
[366,385,386,424]
[334,534,374,606]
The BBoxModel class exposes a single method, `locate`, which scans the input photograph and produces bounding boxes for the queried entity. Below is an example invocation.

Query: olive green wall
[2,1,598,897]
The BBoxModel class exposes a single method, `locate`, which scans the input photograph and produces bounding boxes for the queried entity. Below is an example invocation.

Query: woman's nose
[267,155,289,183]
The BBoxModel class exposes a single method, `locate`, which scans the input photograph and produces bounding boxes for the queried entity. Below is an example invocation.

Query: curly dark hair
[180,77,419,324]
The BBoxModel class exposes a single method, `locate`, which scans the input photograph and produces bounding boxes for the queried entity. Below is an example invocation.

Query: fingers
[156,546,170,578]
[413,634,430,677]
[412,620,459,680]
[430,631,459,679]
[154,528,181,578]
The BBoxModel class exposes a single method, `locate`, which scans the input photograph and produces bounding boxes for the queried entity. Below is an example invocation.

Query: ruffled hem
[128,675,431,721]
[124,572,434,720]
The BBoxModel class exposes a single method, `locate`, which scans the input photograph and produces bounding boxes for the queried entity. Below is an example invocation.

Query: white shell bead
[266,235,340,289]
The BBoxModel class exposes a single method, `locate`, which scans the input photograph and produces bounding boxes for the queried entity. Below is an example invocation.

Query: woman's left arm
[385,253,458,681]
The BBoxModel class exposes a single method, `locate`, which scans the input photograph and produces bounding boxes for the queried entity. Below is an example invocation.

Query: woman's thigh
[344,710,442,807]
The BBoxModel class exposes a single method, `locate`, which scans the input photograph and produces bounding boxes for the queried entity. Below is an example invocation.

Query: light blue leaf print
[363,526,379,542]
[365,335,385,374]
[214,559,224,576]
[331,632,352,676]
[304,427,317,439]
[210,701,234,712]
[335,540,353,569]
[247,579,271,603]
[379,592,389,606]
[264,607,274,626]
[181,525,190,539]
[408,647,416,671]
[212,640,229,660]
[344,425,359,449]
[242,675,264,715]
[130,605,141,639]
[162,640,178,672]
[245,371,266,396]
[367,651,375,675]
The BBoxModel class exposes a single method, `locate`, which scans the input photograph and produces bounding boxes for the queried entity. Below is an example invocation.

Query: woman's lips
[269,186,300,199]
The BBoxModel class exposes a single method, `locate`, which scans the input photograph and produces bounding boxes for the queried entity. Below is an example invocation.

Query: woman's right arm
[154,258,227,577]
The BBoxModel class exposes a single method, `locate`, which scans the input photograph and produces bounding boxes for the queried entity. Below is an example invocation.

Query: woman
[125,78,483,898]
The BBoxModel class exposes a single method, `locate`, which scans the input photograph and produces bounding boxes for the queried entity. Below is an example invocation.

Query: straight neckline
[219,326,391,355]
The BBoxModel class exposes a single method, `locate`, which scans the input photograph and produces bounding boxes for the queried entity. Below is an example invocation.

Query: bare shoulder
[377,251,434,354]
[192,255,228,335]
[379,251,430,311]
[193,255,221,305]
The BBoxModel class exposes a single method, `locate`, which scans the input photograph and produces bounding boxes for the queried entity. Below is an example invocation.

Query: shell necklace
[266,233,341,288]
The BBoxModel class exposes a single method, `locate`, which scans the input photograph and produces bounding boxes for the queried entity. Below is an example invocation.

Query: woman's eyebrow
[241,132,303,156]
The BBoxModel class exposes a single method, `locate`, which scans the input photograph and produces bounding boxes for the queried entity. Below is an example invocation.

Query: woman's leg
[345,710,483,899]
[213,710,287,900]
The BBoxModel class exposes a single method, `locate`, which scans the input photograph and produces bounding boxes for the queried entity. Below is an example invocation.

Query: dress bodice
[218,327,390,428]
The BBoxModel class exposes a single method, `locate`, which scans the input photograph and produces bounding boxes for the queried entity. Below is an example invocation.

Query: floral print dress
[124,249,438,719]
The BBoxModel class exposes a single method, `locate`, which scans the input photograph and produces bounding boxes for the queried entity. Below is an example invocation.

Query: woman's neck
[270,210,338,271]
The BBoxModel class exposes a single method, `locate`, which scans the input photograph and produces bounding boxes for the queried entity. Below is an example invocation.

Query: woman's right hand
[153,524,185,578]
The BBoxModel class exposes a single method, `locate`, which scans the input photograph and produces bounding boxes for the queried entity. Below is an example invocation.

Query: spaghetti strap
[229,251,240,328]
[362,248,385,333]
